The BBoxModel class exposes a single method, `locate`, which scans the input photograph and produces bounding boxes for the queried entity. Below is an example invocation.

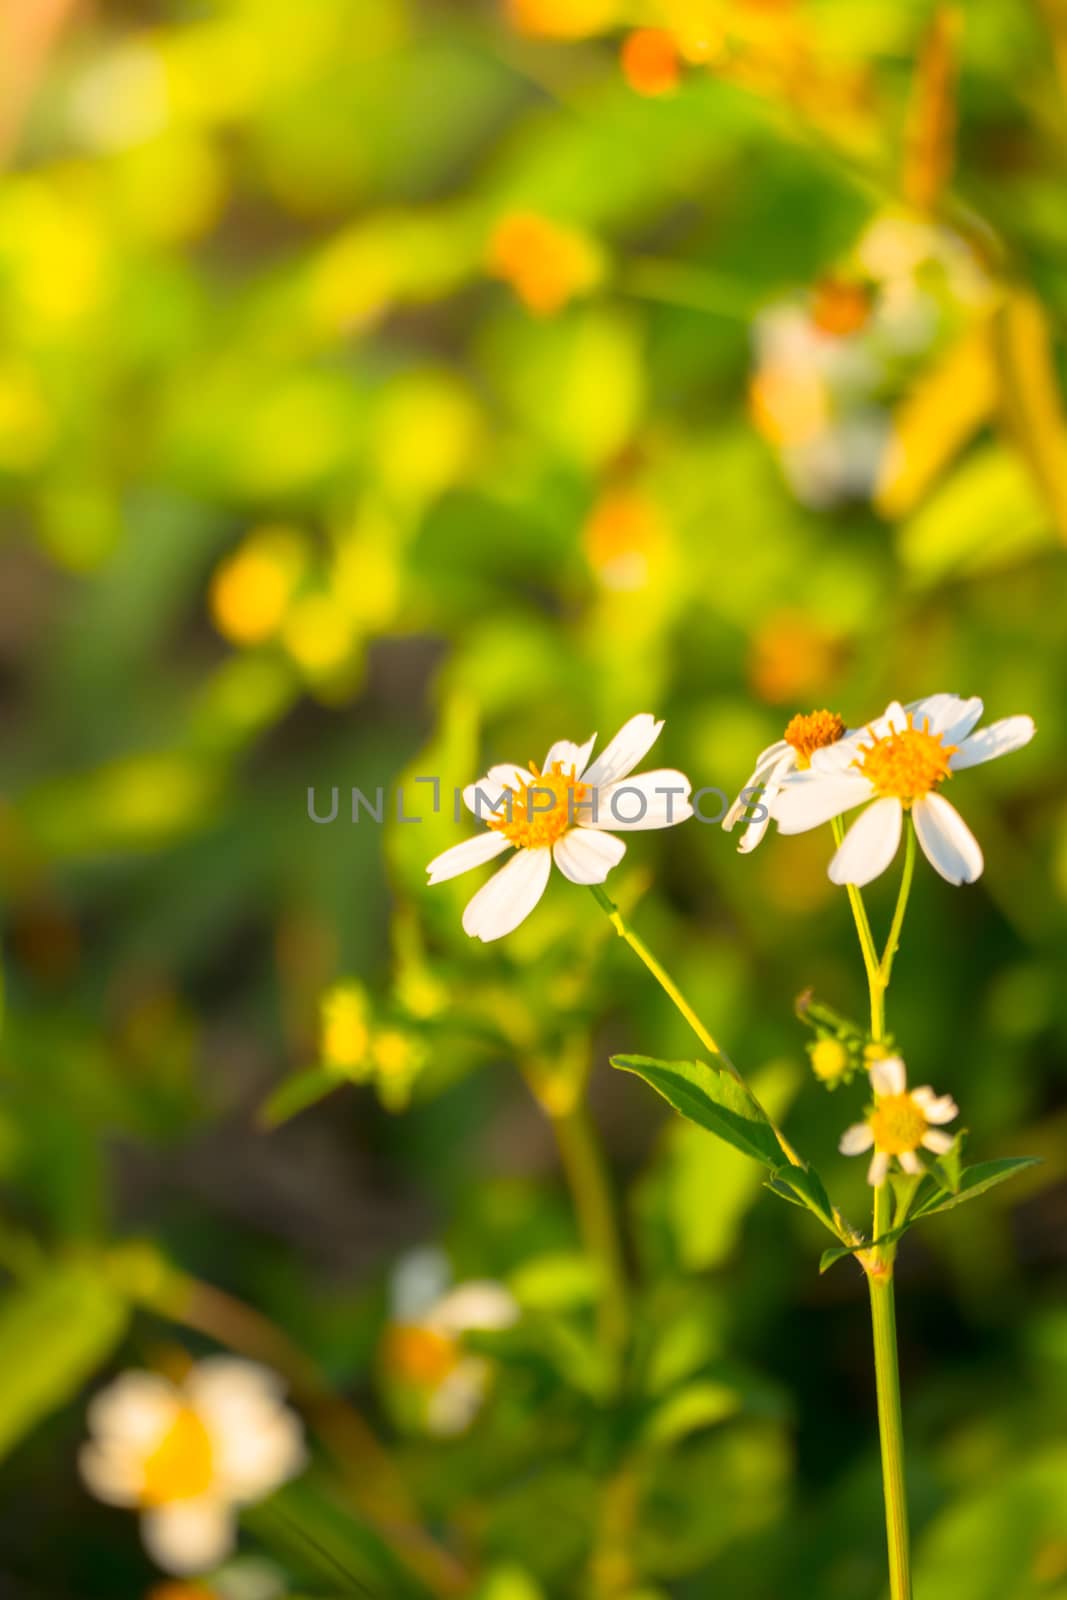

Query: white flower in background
[80,1359,306,1575]
[383,1248,519,1437]
[724,708,848,852]
[773,694,1035,887]
[839,1055,958,1186]
[427,713,693,941]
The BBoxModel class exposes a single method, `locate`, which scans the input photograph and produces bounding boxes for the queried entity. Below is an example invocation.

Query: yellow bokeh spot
[112,131,227,243]
[308,224,396,333]
[582,488,668,591]
[331,515,401,629]
[0,367,53,470]
[506,0,617,38]
[281,592,355,675]
[140,1407,215,1506]
[488,213,603,317]
[321,984,371,1072]
[209,528,308,647]
[0,175,110,328]
[375,373,483,501]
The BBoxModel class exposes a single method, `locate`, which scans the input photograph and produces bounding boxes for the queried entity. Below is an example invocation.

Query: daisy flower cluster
[839,1054,958,1187]
[80,1358,305,1575]
[726,692,1035,887]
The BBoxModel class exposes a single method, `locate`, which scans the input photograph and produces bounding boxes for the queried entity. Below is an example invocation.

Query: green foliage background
[0,1,1064,1596]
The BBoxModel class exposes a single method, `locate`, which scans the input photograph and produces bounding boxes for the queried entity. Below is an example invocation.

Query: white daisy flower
[839,1054,958,1186]
[724,708,848,852]
[80,1358,306,1575]
[773,694,1035,886]
[427,713,693,941]
[383,1251,519,1437]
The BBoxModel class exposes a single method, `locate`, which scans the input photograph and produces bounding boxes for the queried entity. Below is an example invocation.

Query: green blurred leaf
[0,1262,128,1462]
[260,1064,347,1129]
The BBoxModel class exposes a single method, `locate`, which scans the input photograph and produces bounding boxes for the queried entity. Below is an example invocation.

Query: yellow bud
[811,1038,849,1082]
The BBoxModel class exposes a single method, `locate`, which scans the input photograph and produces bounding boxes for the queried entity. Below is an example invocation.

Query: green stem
[880,819,917,991]
[551,1098,629,1358]
[869,1261,912,1600]
[831,813,881,989]
[589,884,804,1170]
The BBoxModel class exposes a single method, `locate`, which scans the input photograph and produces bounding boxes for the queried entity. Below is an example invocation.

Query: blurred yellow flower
[209,529,307,647]
[582,487,669,591]
[621,30,682,96]
[840,1056,957,1185]
[506,0,617,39]
[488,212,603,317]
[281,592,357,677]
[321,982,371,1073]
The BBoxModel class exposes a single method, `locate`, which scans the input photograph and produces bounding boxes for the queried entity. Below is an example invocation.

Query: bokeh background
[0,1,1065,1597]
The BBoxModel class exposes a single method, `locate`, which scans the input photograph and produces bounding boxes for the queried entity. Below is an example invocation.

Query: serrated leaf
[0,1262,129,1461]
[912,1157,1040,1217]
[611,1055,784,1170]
[259,1065,346,1128]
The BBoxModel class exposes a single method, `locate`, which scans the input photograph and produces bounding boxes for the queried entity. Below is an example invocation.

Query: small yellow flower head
[809,1037,850,1083]
[371,1028,426,1112]
[320,982,371,1075]
[840,1056,959,1186]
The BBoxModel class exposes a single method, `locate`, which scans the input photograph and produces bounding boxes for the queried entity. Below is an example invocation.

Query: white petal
[752,736,791,766]
[921,1129,955,1154]
[594,771,693,831]
[828,797,903,887]
[898,1150,922,1174]
[949,715,1035,771]
[839,1123,875,1155]
[87,1373,179,1452]
[141,1498,234,1576]
[870,1056,906,1097]
[461,847,552,942]
[552,827,626,884]
[913,794,983,885]
[923,1094,958,1125]
[427,1282,519,1334]
[581,713,664,789]
[737,808,773,854]
[723,752,794,833]
[212,1413,306,1502]
[909,694,984,744]
[78,1442,140,1507]
[426,831,510,884]
[809,737,861,774]
[773,773,872,834]
[463,765,528,817]
[542,733,597,779]
[867,1150,890,1186]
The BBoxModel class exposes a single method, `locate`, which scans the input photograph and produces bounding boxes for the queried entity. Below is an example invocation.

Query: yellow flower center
[855,714,956,803]
[488,762,590,849]
[383,1325,461,1387]
[783,709,846,769]
[868,1093,927,1155]
[141,1407,215,1506]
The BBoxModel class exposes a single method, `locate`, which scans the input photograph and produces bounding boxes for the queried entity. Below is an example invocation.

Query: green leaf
[912,1158,1040,1217]
[0,1262,129,1461]
[247,1476,436,1600]
[818,1227,909,1274]
[611,1055,783,1170]
[766,1163,836,1232]
[931,1130,966,1195]
[259,1065,346,1128]
[641,1379,742,1448]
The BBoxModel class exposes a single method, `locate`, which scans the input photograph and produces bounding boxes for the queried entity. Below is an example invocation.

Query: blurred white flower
[80,1359,306,1576]
[839,1055,958,1186]
[383,1252,519,1437]
[774,693,1035,886]
[427,713,692,941]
